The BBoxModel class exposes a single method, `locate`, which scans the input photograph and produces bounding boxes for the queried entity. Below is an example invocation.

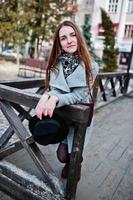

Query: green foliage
[101,8,118,72]
[82,15,102,66]
[0,0,71,52]
[0,0,29,46]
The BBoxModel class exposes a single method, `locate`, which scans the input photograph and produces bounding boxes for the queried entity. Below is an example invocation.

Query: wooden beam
[0,84,40,108]
[0,84,90,123]
[0,106,32,149]
[0,140,24,159]
[110,78,116,97]
[0,78,44,89]
[97,72,127,78]
[0,126,14,149]
[0,100,31,141]
[0,86,45,149]
[0,100,63,195]
[55,104,90,124]
[66,123,87,200]
[0,161,64,200]
[0,173,45,200]
[99,79,107,101]
[11,103,32,120]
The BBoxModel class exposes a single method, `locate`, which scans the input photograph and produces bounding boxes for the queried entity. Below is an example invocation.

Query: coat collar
[49,62,87,92]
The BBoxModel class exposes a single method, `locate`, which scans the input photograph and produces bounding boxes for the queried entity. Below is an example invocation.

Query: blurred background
[0,2,133,200]
[0,0,132,75]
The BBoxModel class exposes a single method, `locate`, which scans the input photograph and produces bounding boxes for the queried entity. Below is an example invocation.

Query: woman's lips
[67,45,76,48]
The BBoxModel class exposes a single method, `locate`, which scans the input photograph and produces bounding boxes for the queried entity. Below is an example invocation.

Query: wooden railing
[93,71,132,106]
[0,71,132,199]
[0,78,91,200]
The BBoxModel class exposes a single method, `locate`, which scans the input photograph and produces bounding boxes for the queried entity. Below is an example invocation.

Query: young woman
[35,20,99,179]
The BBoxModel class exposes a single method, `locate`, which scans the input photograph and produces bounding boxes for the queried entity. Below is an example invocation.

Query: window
[124,25,133,39]
[98,23,119,36]
[127,0,133,13]
[108,0,118,13]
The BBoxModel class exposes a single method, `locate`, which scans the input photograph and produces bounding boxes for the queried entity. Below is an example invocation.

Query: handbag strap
[83,68,95,126]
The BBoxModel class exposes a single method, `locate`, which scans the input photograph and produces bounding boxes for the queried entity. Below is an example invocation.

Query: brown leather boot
[57,143,69,163]
[61,162,82,181]
[61,155,83,180]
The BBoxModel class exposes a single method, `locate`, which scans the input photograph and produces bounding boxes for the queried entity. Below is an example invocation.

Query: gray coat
[48,61,99,107]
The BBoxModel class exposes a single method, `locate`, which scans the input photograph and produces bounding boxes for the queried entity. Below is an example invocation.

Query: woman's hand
[35,94,49,120]
[35,94,59,119]
[43,96,59,118]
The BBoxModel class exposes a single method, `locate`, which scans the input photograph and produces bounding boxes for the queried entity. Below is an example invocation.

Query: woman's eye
[60,37,66,41]
[71,33,76,37]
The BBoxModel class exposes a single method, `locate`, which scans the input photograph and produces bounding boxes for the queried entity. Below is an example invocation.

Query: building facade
[75,0,133,67]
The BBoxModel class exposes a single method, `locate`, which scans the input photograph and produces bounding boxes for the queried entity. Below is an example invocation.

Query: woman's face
[59,25,78,54]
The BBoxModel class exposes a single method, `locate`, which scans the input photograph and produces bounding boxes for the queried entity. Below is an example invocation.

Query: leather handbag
[80,101,94,127]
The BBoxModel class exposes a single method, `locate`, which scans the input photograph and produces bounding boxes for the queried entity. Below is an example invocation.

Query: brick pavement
[76,93,133,200]
[0,93,133,200]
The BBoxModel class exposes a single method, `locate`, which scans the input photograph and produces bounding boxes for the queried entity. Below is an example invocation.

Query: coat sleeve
[48,86,89,107]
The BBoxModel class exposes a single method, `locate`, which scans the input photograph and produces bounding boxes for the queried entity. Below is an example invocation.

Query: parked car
[1,49,23,58]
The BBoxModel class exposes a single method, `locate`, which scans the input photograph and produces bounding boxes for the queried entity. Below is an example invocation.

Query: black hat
[29,114,68,145]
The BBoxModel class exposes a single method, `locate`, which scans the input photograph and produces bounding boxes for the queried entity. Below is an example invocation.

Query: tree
[0,0,31,49]
[0,0,28,64]
[24,0,71,57]
[82,14,102,66]
[101,8,118,72]
[0,0,71,58]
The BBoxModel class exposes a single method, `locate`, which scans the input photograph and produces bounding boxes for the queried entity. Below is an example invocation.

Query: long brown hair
[45,20,92,89]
